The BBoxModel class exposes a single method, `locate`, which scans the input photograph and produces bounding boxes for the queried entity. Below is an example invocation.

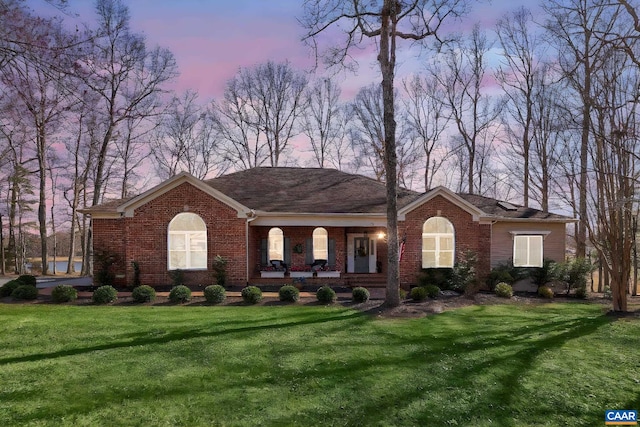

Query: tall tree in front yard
[301,0,470,307]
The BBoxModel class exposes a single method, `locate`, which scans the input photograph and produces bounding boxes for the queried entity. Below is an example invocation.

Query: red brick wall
[399,195,491,289]
[92,182,247,287]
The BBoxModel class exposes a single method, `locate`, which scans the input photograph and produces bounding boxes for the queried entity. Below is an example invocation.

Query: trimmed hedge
[132,285,156,303]
[424,284,440,299]
[538,285,554,299]
[410,286,428,302]
[11,284,38,300]
[279,285,300,303]
[0,280,21,297]
[241,286,263,304]
[352,287,370,303]
[204,285,226,304]
[169,285,192,303]
[316,286,336,304]
[17,274,37,287]
[494,282,513,298]
[92,285,118,304]
[51,285,78,303]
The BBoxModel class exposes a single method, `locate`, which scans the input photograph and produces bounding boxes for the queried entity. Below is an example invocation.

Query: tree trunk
[380,0,400,307]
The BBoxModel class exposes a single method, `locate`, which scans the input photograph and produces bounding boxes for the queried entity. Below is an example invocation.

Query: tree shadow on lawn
[1,305,625,426]
[269,308,616,426]
[0,309,365,366]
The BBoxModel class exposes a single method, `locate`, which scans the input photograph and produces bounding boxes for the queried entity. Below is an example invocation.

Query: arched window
[168,213,207,270]
[422,217,455,268]
[268,227,284,261]
[313,227,328,260]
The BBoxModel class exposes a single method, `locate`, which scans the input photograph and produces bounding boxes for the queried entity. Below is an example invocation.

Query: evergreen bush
[352,287,370,303]
[51,284,77,303]
[241,286,263,304]
[169,285,192,303]
[0,280,21,297]
[425,284,440,299]
[494,282,513,298]
[92,285,118,304]
[279,285,300,303]
[11,284,38,300]
[132,285,156,303]
[17,274,37,287]
[204,285,226,304]
[410,286,428,302]
[316,285,336,304]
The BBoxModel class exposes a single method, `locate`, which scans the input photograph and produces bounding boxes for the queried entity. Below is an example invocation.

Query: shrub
[279,285,300,303]
[17,274,37,287]
[211,255,228,287]
[0,279,21,297]
[169,285,192,303]
[95,250,118,287]
[352,287,370,303]
[530,259,558,287]
[51,284,77,303]
[131,285,156,303]
[417,269,452,289]
[538,285,554,299]
[447,250,477,293]
[494,282,513,298]
[92,285,118,304]
[204,285,226,304]
[410,286,428,302]
[316,285,336,304]
[486,262,521,290]
[169,269,185,287]
[131,261,141,288]
[399,289,407,300]
[425,284,440,299]
[241,286,262,304]
[11,284,38,300]
[554,257,592,297]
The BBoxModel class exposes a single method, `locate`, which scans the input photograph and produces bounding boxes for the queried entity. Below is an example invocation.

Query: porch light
[377,232,386,240]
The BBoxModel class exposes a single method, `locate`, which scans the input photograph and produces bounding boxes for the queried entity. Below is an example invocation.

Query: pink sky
[31,0,535,101]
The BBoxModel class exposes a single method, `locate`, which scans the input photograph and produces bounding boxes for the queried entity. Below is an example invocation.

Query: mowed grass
[0,303,638,426]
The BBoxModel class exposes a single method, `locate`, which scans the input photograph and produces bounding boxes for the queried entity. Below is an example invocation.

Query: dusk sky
[32,0,537,101]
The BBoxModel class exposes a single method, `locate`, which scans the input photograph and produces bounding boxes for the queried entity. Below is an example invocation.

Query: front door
[354,237,369,273]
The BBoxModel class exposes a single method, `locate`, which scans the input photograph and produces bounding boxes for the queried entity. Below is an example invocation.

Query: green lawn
[0,302,638,426]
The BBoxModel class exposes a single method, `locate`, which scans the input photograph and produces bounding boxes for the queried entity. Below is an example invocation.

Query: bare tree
[586,47,639,312]
[301,0,470,307]
[76,0,177,206]
[402,74,451,190]
[151,90,227,180]
[496,7,541,208]
[434,25,500,195]
[302,77,345,168]
[215,61,307,169]
[0,14,74,275]
[544,0,619,258]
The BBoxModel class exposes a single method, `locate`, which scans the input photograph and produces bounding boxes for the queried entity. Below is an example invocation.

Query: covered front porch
[247,223,389,285]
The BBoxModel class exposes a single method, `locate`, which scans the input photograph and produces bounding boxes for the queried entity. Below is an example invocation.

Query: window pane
[529,236,543,267]
[268,228,284,261]
[190,251,207,269]
[170,252,186,269]
[440,237,454,250]
[423,236,436,250]
[190,232,207,251]
[313,228,328,260]
[439,251,454,267]
[513,236,528,266]
[170,213,206,231]
[169,234,186,250]
[422,251,435,268]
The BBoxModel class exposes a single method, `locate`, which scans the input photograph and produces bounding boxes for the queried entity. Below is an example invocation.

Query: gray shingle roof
[83,167,573,221]
[205,167,421,214]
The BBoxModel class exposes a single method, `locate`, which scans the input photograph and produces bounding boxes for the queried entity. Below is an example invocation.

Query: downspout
[245,210,257,284]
